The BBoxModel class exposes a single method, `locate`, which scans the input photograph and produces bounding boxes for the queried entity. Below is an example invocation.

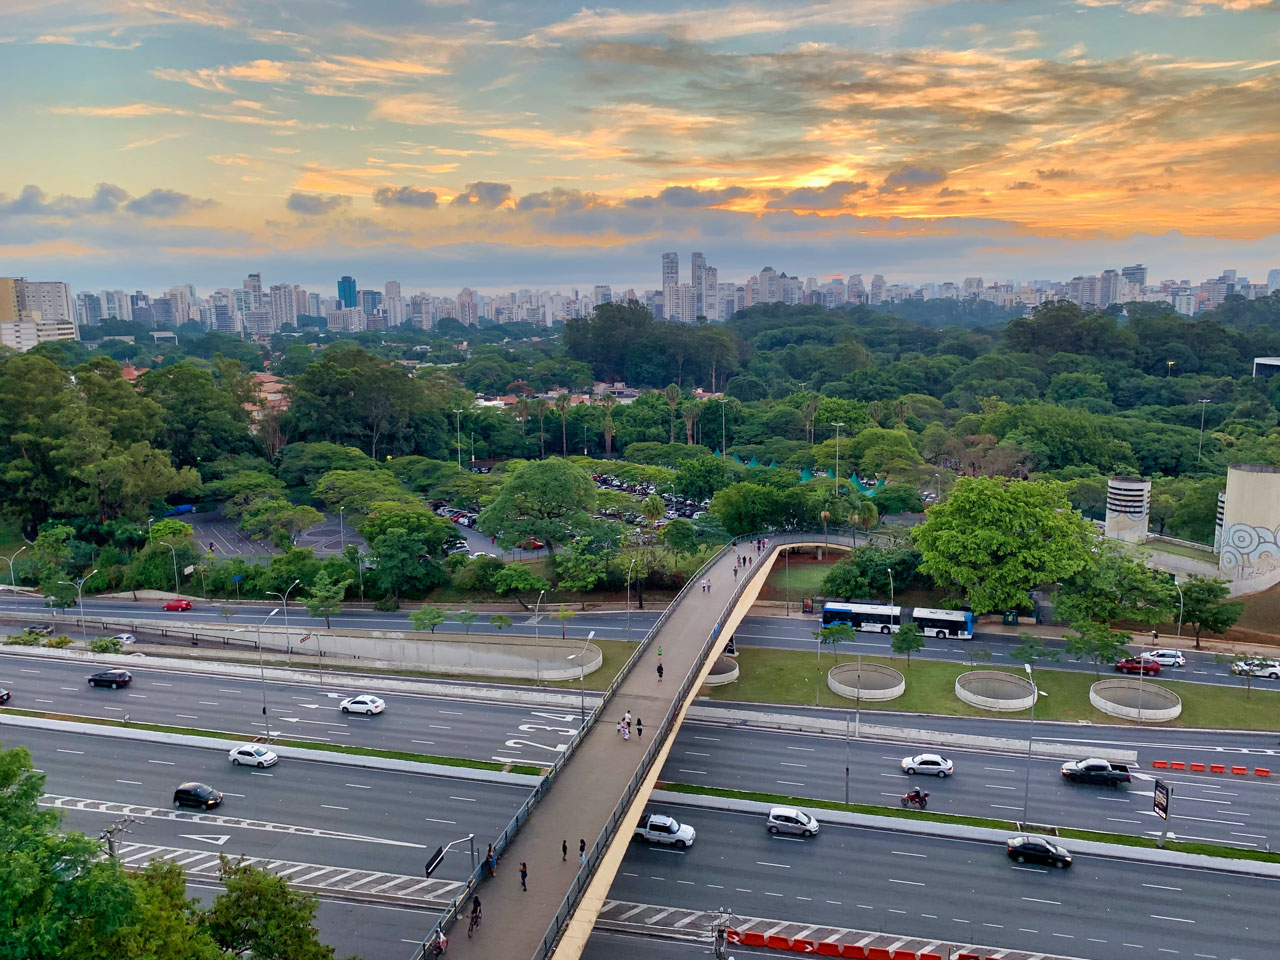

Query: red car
[520,538,544,550]
[1114,656,1160,676]
[162,599,193,612]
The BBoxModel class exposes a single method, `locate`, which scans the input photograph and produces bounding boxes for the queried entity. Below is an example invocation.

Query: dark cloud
[880,165,947,192]
[1036,168,1074,180]
[451,181,512,208]
[765,180,866,210]
[124,189,213,218]
[1007,181,1038,191]
[516,188,596,212]
[287,192,351,215]
[937,187,967,197]
[372,185,439,209]
[628,185,751,209]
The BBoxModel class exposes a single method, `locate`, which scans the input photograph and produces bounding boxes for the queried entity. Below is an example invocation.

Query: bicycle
[424,930,447,958]
[468,909,482,939]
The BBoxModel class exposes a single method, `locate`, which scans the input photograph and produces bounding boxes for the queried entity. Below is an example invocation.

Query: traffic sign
[1153,779,1170,820]
[424,845,445,877]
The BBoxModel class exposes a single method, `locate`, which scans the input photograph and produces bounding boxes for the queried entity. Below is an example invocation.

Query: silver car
[766,806,819,837]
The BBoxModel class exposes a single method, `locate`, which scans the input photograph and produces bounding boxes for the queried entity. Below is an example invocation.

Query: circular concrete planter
[1090,679,1182,722]
[703,655,740,686]
[955,670,1036,712]
[827,661,905,702]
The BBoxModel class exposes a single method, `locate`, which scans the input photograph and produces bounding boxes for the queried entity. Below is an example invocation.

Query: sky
[2,0,1279,295]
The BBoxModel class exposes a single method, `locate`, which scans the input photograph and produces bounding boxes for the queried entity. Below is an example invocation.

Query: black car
[0,688,10,704]
[87,669,132,689]
[24,624,53,636]
[1007,835,1072,868]
[173,782,224,810]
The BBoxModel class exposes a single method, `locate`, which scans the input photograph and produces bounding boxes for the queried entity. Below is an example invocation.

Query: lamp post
[453,409,464,471]
[717,397,728,454]
[533,588,547,685]
[1166,360,1175,377]
[338,507,345,551]
[58,569,97,642]
[1,544,27,589]
[831,421,845,498]
[1174,578,1184,639]
[1196,399,1211,462]
[146,518,154,543]
[266,578,301,666]
[567,632,594,720]
[625,558,637,635]
[847,653,861,804]
[887,567,894,608]
[1021,662,1037,826]
[159,541,180,597]
[255,608,281,739]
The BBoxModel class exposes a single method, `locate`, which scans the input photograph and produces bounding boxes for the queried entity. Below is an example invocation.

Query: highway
[612,804,1278,960]
[0,652,585,767]
[732,614,1273,690]
[665,722,1280,846]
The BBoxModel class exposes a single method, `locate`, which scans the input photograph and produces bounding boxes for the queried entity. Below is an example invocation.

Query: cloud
[451,181,512,208]
[629,185,752,208]
[766,180,867,210]
[51,102,186,118]
[516,188,598,212]
[1,183,131,216]
[938,187,968,197]
[123,189,214,217]
[1036,168,1075,180]
[373,185,439,209]
[880,165,948,192]
[286,192,351,215]
[1007,181,1039,190]
[154,55,448,96]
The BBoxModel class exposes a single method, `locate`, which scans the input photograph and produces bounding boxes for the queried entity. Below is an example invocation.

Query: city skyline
[3,1,1280,289]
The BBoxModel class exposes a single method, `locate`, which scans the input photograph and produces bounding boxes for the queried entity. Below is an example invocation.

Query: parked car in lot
[161,599,193,612]
[173,782,223,810]
[339,694,385,715]
[1007,835,1072,868]
[1060,758,1132,786]
[766,806,819,837]
[1142,649,1186,667]
[901,753,954,777]
[228,744,278,767]
[1114,656,1160,675]
[1231,659,1280,679]
[634,812,696,848]
[87,669,132,689]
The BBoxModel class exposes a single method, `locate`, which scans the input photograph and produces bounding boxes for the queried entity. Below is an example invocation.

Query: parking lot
[187,507,365,560]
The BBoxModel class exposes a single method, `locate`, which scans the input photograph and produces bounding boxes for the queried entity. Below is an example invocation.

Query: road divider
[1151,759,1272,778]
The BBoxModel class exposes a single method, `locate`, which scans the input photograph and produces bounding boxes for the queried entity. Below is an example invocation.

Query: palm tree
[642,493,666,527]
[664,384,681,444]
[851,500,878,545]
[598,393,619,457]
[682,399,703,444]
[554,392,571,456]
[532,398,549,457]
[801,395,822,445]
[514,396,530,441]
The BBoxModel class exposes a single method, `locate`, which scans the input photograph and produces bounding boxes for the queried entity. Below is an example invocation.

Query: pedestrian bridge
[431,533,858,960]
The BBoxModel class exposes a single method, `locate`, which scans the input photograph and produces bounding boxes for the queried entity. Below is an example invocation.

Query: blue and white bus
[821,602,974,640]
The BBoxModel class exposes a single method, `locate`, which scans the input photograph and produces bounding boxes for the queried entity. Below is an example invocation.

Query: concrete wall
[1089,679,1182,722]
[827,662,905,702]
[1219,464,1280,592]
[954,670,1036,712]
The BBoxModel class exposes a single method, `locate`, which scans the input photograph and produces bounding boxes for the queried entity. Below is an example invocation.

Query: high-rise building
[691,252,706,315]
[0,278,19,326]
[593,284,612,307]
[269,283,297,330]
[101,290,132,322]
[1099,269,1121,306]
[1122,264,1147,287]
[847,275,866,304]
[457,288,479,326]
[661,252,679,292]
[384,280,401,300]
[962,277,983,298]
[358,289,382,317]
[869,275,887,305]
[2,278,80,350]
[244,272,263,308]
[758,266,778,303]
[663,282,697,323]
[701,265,718,320]
[1266,269,1280,293]
[76,292,104,325]
[166,285,191,324]
[326,306,366,332]
[306,292,322,317]
[338,276,357,308]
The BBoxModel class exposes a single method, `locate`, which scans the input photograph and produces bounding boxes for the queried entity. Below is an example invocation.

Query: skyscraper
[244,272,263,308]
[593,284,612,307]
[1121,264,1148,287]
[338,276,357,308]
[691,252,706,315]
[701,265,718,320]
[1099,269,1121,306]
[661,252,679,292]
[1267,269,1280,292]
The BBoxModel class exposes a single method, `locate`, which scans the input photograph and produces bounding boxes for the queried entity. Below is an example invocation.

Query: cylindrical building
[1105,477,1151,543]
[1218,464,1280,590]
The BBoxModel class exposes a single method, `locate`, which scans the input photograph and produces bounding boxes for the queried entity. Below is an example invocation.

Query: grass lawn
[704,647,1280,731]
[758,554,839,602]
[1149,541,1217,563]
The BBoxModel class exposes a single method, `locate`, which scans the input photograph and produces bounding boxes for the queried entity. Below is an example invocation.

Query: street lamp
[1021,662,1038,826]
[266,578,301,666]
[533,588,547,686]
[158,540,180,597]
[625,558,637,635]
[1,544,27,589]
[58,569,97,642]
[887,567,894,608]
[1196,399,1211,462]
[146,518,154,543]
[567,631,595,720]
[1173,578,1185,639]
[717,396,728,454]
[255,608,281,739]
[1165,360,1176,377]
[453,408,464,471]
[338,507,345,551]
[831,421,845,498]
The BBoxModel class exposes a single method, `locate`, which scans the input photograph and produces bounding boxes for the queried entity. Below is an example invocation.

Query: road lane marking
[321,805,348,810]
[786,746,815,752]
[1143,884,1183,891]
[152,682,172,687]
[888,879,924,886]
[116,779,142,785]
[147,760,175,765]
[694,736,720,741]
[176,714,198,719]
[450,796,476,802]
[35,698,53,703]
[679,769,708,775]
[198,702,219,706]
[1023,897,1061,905]
[410,740,435,745]
[891,851,927,858]
[984,767,1015,773]
[423,817,457,824]
[984,784,1016,790]
[56,748,84,754]
[755,861,791,868]
[1108,818,1142,824]
[780,762,807,768]
[776,780,805,787]
[439,710,464,716]
[249,772,272,777]
[345,783,371,789]
[1151,915,1195,923]
[685,751,710,757]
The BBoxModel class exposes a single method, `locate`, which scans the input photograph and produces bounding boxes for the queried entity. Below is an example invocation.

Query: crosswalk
[595,899,1072,960]
[112,841,462,905]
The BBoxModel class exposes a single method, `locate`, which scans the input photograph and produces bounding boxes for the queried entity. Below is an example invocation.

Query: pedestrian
[520,861,528,891]
[657,645,663,657]
[657,662,664,681]
[486,843,497,877]
[616,719,623,735]
[623,722,630,741]
[579,838,586,864]
[733,567,738,580]
[562,839,568,862]
[624,709,632,725]
[748,556,752,566]
[636,717,643,738]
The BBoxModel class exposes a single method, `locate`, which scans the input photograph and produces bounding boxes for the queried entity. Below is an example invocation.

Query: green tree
[454,609,479,634]
[139,362,254,467]
[913,477,1093,615]
[1063,620,1129,676]
[492,564,551,608]
[673,456,733,501]
[1053,542,1176,626]
[303,570,351,629]
[205,855,348,960]
[851,500,878,544]
[88,637,124,654]
[1180,575,1244,650]
[148,518,194,542]
[709,482,778,537]
[818,623,855,658]
[360,504,457,555]
[890,621,925,665]
[409,607,446,633]
[555,545,607,608]
[312,470,416,517]
[1010,635,1062,667]
[367,528,448,601]
[489,614,514,632]
[238,500,324,550]
[821,546,921,601]
[476,459,597,555]
[660,518,699,562]
[552,603,576,639]
[641,493,666,528]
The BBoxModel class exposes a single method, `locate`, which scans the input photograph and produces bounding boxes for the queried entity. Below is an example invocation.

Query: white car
[111,633,136,644]
[766,806,820,837]
[1142,649,1186,667]
[228,744,278,767]
[340,694,386,715]
[901,753,954,777]
[1231,660,1280,679]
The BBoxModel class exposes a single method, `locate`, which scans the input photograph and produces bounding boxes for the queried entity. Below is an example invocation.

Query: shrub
[88,637,124,654]
[43,634,74,649]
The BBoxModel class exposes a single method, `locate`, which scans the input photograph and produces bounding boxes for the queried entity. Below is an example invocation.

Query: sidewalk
[441,548,746,960]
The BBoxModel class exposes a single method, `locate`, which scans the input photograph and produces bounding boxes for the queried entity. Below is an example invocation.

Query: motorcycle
[900,788,929,809]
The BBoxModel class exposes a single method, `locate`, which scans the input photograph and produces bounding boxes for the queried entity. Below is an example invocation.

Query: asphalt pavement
[667,722,1280,846]
[732,615,1274,690]
[0,651,585,766]
[613,804,1279,960]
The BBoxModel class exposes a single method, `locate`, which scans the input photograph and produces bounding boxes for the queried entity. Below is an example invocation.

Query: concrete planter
[702,655,740,687]
[827,661,905,702]
[1089,678,1182,722]
[955,670,1035,712]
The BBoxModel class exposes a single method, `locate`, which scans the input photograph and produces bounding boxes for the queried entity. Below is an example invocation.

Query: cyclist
[468,896,482,937]
[425,928,447,958]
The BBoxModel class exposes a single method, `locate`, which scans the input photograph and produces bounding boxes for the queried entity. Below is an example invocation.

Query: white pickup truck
[633,812,696,848]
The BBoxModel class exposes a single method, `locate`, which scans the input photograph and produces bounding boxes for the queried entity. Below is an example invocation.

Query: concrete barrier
[702,655,739,686]
[1089,679,1182,722]
[827,662,904,703]
[954,670,1035,712]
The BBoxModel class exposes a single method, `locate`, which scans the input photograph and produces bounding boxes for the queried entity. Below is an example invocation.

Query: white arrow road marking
[279,717,349,727]
[180,834,230,846]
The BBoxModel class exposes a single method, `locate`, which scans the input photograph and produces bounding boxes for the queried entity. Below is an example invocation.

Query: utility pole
[831,421,845,498]
[100,816,140,858]
[453,409,464,471]
[1196,399,1211,461]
